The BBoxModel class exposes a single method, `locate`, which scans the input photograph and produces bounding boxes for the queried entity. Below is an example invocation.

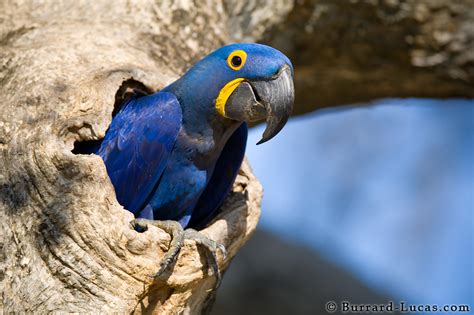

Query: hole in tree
[111,78,154,117]
[71,79,153,155]
[71,138,104,155]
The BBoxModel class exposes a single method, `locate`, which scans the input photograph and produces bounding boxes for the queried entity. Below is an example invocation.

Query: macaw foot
[130,218,227,289]
[183,228,227,289]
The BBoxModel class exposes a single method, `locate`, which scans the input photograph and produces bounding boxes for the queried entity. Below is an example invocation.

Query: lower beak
[225,64,294,144]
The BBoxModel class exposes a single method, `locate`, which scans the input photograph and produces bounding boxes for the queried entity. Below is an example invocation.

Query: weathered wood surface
[0,1,288,313]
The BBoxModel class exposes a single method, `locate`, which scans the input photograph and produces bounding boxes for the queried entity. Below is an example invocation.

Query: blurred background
[212,99,473,315]
[212,1,473,314]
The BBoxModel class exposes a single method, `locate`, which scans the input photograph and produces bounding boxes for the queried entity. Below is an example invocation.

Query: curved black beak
[225,64,294,144]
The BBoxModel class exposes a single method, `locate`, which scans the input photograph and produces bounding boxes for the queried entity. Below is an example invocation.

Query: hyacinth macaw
[96,43,294,286]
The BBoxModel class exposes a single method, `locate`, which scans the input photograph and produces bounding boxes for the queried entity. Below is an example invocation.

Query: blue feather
[96,92,182,215]
[189,123,248,228]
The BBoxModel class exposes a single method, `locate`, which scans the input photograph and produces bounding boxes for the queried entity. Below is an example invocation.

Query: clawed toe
[183,229,225,289]
[129,219,184,278]
[217,243,227,260]
[129,218,150,232]
[129,219,226,289]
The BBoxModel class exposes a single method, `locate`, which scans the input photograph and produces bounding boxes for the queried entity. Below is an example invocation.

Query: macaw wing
[97,92,182,215]
[188,123,248,229]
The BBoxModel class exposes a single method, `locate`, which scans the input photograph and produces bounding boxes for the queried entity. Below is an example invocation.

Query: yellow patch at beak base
[215,78,244,117]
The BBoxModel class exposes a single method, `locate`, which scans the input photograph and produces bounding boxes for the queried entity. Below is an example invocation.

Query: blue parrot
[95,43,294,286]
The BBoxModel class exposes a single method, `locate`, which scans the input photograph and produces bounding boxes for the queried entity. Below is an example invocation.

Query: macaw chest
[147,134,221,222]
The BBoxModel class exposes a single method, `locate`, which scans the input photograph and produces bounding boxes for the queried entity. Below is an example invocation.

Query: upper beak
[224,64,294,144]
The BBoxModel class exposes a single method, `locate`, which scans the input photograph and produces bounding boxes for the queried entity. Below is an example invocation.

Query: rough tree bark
[0,0,472,314]
[0,1,291,313]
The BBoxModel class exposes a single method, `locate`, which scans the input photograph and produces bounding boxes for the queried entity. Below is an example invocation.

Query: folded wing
[97,92,182,215]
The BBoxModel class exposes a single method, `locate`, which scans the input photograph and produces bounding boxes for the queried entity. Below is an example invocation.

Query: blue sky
[246,98,473,306]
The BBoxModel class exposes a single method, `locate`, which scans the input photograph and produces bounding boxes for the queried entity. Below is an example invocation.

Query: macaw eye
[231,56,242,67]
[227,50,247,71]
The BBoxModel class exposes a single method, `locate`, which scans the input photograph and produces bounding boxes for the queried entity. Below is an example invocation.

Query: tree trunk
[0,0,472,313]
[0,1,289,313]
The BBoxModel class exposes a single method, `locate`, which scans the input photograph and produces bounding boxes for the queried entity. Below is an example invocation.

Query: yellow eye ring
[227,50,247,71]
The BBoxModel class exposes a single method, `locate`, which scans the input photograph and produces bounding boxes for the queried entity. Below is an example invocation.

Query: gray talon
[129,219,226,289]
[183,229,225,289]
[130,219,184,278]
[217,243,227,260]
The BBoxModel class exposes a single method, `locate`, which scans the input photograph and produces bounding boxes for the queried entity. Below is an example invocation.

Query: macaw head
[166,43,294,144]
